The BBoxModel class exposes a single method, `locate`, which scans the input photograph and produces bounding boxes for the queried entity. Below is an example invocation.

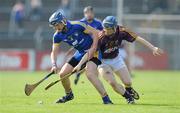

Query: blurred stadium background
[0,0,180,71]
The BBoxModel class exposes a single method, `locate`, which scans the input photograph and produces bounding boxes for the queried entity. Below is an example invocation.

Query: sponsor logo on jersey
[72,40,78,46]
[104,46,118,53]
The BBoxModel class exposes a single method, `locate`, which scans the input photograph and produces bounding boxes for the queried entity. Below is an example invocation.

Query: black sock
[123,91,131,99]
[66,90,73,95]
[125,87,132,92]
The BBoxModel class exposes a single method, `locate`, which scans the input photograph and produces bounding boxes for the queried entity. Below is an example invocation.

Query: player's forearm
[51,51,58,66]
[91,32,99,50]
[77,53,88,67]
[136,36,155,51]
[51,44,60,66]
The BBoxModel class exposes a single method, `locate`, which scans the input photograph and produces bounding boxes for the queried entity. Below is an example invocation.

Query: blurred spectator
[178,1,180,13]
[58,0,71,18]
[168,0,180,14]
[11,0,25,36]
[150,0,168,14]
[30,0,42,21]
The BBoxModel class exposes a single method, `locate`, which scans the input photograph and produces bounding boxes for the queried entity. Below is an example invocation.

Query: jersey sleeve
[53,32,62,46]
[95,20,103,30]
[97,23,103,30]
[120,26,138,42]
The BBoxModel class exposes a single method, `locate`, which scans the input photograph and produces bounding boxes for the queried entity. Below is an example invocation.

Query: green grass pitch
[0,71,180,113]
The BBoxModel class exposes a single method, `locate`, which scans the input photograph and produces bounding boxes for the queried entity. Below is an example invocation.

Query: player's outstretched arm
[51,44,60,73]
[136,36,163,56]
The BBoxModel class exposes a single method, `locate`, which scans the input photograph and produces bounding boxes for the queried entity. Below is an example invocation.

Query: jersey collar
[82,17,95,24]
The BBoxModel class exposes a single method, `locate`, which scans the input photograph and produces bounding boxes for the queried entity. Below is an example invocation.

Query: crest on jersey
[74,32,79,37]
[67,36,74,41]
[107,41,115,48]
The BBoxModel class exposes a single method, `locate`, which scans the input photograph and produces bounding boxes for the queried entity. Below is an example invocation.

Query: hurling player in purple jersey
[97,16,163,103]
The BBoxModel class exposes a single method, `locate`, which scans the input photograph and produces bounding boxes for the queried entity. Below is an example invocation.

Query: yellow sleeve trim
[53,43,60,46]
[83,29,89,34]
[71,21,89,33]
[94,51,99,58]
[71,21,87,28]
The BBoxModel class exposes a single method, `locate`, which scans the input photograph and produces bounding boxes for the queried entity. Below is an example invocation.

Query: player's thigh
[86,57,101,75]
[85,61,98,76]
[98,64,117,85]
[115,66,132,85]
[59,63,74,78]
[59,56,79,78]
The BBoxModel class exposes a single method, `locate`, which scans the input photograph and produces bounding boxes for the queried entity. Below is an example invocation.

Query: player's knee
[59,72,66,78]
[86,72,94,81]
[86,65,98,80]
[124,80,132,86]
[109,81,117,89]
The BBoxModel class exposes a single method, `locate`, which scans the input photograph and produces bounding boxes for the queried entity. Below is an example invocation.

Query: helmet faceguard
[49,11,67,27]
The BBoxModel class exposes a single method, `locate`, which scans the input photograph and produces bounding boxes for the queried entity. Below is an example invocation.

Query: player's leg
[114,65,139,100]
[103,53,139,100]
[56,57,79,103]
[98,64,125,95]
[73,51,82,85]
[98,64,134,104]
[85,57,113,104]
[119,48,134,77]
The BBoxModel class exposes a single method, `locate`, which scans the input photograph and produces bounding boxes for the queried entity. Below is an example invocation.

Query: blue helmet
[49,11,66,27]
[102,16,117,28]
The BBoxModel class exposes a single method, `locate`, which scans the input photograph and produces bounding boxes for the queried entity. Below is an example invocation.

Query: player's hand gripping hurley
[45,62,86,90]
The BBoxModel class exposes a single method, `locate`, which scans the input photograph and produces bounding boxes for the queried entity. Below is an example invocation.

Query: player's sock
[56,91,74,103]
[125,86,132,93]
[74,73,81,85]
[102,95,113,104]
[123,90,131,99]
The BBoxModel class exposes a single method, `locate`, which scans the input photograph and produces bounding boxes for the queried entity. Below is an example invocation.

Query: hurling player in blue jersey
[80,6,103,31]
[49,11,113,104]
[73,6,103,84]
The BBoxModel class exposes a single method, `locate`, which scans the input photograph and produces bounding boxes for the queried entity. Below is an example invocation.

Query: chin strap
[61,19,68,32]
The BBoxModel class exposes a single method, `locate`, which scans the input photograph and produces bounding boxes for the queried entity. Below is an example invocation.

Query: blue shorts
[68,50,101,67]
[73,50,86,61]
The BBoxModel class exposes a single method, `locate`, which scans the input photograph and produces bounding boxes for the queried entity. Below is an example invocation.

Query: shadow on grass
[66,102,180,109]
[134,103,180,109]
[66,102,124,106]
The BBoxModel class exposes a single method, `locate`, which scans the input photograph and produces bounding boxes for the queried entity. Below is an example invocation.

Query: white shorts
[99,53,126,72]
[119,48,127,60]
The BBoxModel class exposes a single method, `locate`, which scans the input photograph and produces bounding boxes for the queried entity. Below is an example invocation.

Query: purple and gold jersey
[98,26,138,59]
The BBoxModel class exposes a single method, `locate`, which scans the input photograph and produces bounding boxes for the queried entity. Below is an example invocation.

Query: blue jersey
[53,21,93,53]
[80,18,103,30]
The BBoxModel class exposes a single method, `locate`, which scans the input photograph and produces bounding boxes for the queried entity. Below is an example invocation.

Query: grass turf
[0,71,180,113]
